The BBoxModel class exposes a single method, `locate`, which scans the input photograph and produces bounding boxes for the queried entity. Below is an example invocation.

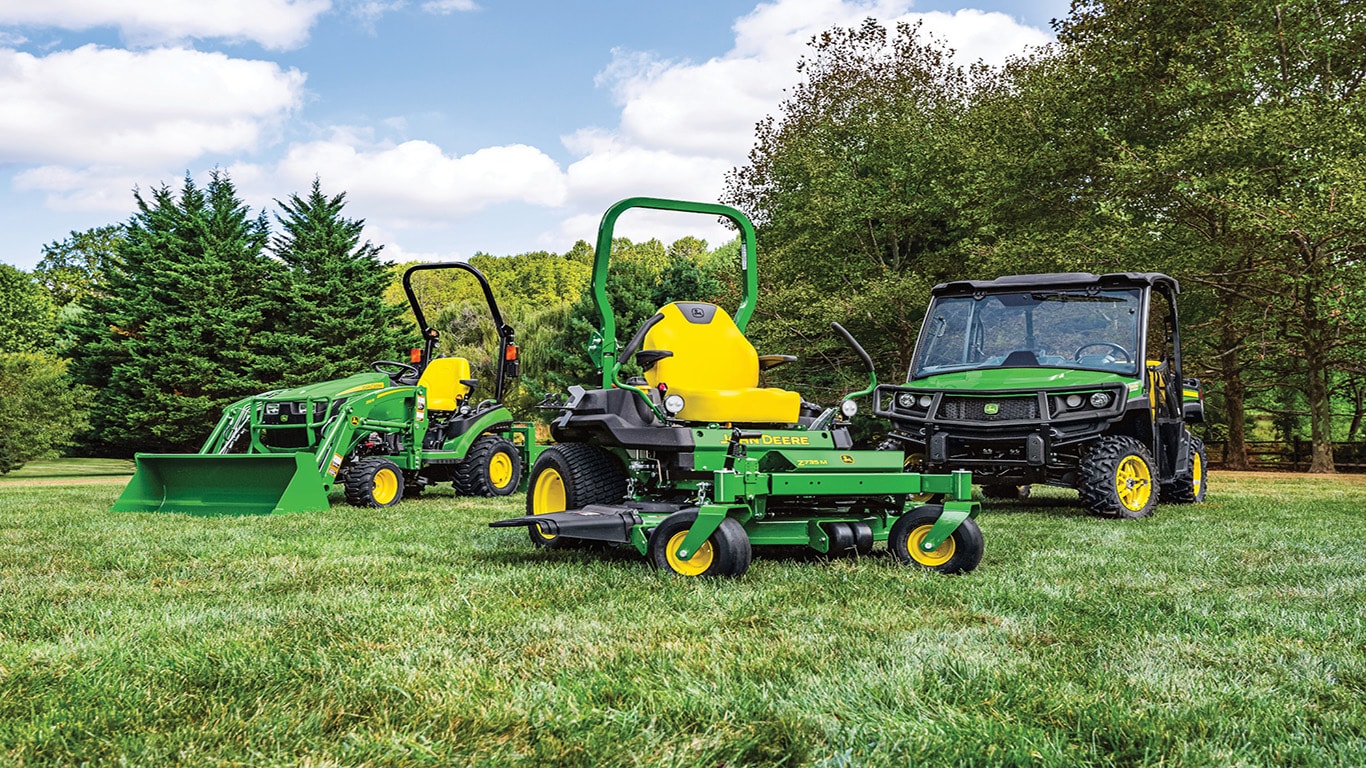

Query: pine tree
[68,171,272,454]
[255,179,410,387]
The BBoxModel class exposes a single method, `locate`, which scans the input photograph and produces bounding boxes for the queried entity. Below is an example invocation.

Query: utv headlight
[664,394,686,415]
[1089,392,1111,408]
[898,393,915,408]
[841,400,858,418]
[1065,394,1084,409]
[918,394,934,408]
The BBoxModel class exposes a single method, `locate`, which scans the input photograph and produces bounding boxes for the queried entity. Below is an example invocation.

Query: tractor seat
[641,302,802,424]
[418,357,475,411]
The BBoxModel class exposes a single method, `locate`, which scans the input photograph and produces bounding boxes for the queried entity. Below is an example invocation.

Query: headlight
[664,394,686,415]
[898,393,915,408]
[1089,392,1111,408]
[265,403,280,415]
[841,400,858,418]
[918,394,934,408]
[1065,394,1083,409]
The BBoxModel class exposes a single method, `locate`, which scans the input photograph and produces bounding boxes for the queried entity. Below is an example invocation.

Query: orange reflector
[409,348,422,363]
[505,344,519,361]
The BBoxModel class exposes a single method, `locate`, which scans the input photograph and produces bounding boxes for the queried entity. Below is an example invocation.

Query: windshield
[912,288,1143,378]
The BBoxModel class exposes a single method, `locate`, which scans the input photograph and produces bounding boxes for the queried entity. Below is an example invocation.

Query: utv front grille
[939,396,1039,422]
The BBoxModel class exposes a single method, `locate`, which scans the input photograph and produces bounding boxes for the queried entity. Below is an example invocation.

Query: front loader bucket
[112,452,332,515]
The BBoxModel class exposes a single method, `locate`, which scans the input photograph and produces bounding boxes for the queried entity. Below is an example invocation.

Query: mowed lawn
[1,468,1363,767]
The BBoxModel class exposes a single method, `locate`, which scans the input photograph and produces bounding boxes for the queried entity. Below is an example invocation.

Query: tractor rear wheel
[888,505,983,575]
[1079,435,1157,518]
[649,510,752,578]
[1162,434,1208,504]
[454,434,522,497]
[525,443,627,548]
[342,457,405,508]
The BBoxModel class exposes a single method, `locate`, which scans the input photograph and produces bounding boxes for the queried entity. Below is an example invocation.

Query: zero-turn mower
[489,197,985,578]
[875,272,1206,518]
[112,262,538,515]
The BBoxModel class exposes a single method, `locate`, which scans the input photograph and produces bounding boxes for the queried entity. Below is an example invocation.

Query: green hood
[264,372,392,401]
[911,367,1135,392]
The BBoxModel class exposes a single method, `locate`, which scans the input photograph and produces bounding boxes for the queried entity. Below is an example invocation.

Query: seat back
[643,303,758,392]
[418,357,473,411]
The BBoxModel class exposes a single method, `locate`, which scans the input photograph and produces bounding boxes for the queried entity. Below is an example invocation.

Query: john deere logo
[840,454,855,464]
[983,402,1000,415]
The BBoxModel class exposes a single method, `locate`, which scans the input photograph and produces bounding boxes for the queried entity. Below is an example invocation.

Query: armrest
[460,378,480,389]
[636,350,673,371]
[758,355,797,371]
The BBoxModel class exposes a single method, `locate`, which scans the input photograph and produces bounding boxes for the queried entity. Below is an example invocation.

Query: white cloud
[0,0,330,50]
[421,0,478,15]
[0,45,306,166]
[271,137,569,220]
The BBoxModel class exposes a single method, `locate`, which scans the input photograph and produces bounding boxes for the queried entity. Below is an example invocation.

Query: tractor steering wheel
[372,360,420,385]
[1073,341,1132,362]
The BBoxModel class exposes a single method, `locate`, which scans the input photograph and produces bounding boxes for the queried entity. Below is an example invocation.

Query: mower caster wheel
[341,457,405,508]
[650,510,752,578]
[889,505,983,575]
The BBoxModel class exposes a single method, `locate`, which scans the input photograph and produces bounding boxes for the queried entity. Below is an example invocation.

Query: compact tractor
[112,262,536,515]
[489,197,985,578]
[875,272,1206,518]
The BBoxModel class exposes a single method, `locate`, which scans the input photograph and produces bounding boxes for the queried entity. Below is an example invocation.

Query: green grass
[0,458,134,482]
[1,473,1364,767]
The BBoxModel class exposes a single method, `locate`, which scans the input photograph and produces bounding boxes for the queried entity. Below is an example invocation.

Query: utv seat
[418,357,476,411]
[641,302,802,424]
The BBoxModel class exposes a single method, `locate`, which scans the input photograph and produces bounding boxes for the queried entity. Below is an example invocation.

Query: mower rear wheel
[454,434,522,497]
[342,457,405,508]
[525,444,627,548]
[649,511,752,578]
[1079,435,1157,518]
[888,506,983,575]
[1162,434,1208,504]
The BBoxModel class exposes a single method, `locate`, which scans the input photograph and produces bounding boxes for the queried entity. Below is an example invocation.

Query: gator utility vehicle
[490,197,985,578]
[112,262,536,515]
[875,272,1206,519]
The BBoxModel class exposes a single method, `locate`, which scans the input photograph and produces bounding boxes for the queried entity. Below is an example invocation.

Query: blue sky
[0,0,1068,272]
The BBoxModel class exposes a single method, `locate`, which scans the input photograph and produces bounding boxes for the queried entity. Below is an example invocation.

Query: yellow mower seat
[642,302,802,425]
[419,357,473,411]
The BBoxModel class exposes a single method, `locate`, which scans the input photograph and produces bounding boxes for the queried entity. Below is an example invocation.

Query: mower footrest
[490,505,642,543]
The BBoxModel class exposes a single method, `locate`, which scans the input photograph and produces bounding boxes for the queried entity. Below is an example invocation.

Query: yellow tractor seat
[418,357,475,411]
[642,302,802,425]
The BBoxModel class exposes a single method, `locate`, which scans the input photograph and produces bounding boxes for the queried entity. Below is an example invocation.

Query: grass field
[1,468,1364,767]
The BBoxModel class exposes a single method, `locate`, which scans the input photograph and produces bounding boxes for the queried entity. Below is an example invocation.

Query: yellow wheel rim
[1192,451,1203,497]
[1116,454,1153,511]
[489,451,514,490]
[372,468,399,505]
[665,530,714,576]
[908,524,955,567]
[531,468,566,540]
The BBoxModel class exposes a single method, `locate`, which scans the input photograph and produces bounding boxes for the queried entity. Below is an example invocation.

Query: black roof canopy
[931,272,1179,297]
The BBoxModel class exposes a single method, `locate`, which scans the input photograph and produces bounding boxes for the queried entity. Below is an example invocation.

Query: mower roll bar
[400,261,517,402]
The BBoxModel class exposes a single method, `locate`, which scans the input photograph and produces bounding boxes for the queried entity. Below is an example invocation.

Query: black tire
[888,505,983,575]
[341,456,404,508]
[825,522,856,555]
[649,510,752,578]
[1079,435,1158,518]
[1162,434,1208,504]
[453,434,522,497]
[525,444,627,548]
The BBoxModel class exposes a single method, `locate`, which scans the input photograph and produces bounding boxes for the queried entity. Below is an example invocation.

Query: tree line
[4,0,1362,472]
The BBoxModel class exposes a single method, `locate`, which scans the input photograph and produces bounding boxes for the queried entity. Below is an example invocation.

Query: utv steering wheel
[372,360,420,384]
[1073,342,1132,362]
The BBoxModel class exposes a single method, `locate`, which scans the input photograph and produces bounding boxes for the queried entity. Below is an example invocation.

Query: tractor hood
[263,372,391,401]
[910,367,1133,392]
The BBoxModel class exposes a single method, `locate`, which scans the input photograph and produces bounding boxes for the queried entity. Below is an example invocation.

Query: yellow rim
[1192,451,1203,497]
[488,451,514,489]
[372,468,399,505]
[532,468,566,540]
[1116,454,1153,511]
[908,524,955,567]
[665,530,714,576]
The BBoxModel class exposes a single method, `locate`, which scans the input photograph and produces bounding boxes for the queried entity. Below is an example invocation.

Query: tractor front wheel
[454,434,522,497]
[525,444,627,548]
[649,510,752,578]
[1079,435,1157,518]
[888,505,983,575]
[342,457,405,508]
